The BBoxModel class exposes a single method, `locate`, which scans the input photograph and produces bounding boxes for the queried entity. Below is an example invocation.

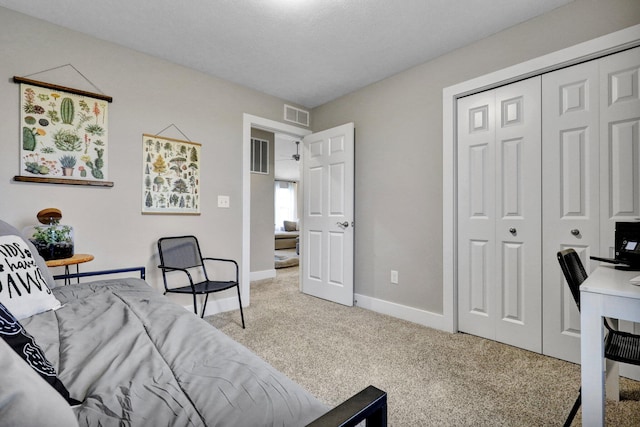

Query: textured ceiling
[0,0,573,108]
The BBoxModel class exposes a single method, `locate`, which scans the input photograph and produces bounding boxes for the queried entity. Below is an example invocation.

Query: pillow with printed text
[0,235,61,320]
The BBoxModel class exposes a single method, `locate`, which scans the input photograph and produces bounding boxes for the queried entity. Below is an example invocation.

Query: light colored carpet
[207,266,640,426]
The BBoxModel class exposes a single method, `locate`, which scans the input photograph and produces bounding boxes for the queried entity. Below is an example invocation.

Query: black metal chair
[557,249,640,426]
[158,236,245,328]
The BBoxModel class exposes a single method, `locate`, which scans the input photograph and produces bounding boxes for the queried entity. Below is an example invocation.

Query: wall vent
[284,104,310,127]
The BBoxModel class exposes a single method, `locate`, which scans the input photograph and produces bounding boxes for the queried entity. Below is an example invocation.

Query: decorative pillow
[0,302,79,405]
[0,219,56,289]
[0,339,80,426]
[0,234,61,319]
[284,220,298,231]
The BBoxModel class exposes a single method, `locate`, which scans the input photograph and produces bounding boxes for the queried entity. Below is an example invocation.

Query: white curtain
[274,180,297,230]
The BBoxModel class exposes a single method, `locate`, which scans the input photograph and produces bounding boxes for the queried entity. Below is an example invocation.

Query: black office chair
[158,236,245,328]
[557,249,640,426]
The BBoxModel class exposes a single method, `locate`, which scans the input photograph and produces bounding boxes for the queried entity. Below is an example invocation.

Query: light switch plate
[390,270,399,284]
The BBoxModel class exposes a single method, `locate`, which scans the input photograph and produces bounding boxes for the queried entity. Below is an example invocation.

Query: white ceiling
[0,0,573,108]
[275,134,301,182]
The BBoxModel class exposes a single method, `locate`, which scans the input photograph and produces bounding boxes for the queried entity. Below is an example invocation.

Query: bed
[0,220,386,426]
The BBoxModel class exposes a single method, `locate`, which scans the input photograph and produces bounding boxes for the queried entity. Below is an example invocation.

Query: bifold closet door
[542,46,640,369]
[599,47,640,381]
[599,47,640,258]
[542,60,601,363]
[457,77,542,352]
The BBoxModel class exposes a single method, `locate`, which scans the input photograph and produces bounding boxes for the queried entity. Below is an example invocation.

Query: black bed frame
[52,266,146,281]
[52,267,388,427]
[307,385,387,427]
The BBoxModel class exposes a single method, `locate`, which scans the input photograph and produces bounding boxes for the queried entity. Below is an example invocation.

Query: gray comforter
[21,278,327,426]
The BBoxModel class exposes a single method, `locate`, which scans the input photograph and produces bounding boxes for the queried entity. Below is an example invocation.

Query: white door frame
[442,25,640,333]
[242,114,311,305]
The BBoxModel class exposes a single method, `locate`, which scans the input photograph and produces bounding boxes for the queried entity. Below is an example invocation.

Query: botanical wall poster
[142,134,201,215]
[19,83,109,182]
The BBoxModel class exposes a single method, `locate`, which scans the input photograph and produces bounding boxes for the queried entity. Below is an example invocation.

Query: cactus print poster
[142,134,201,215]
[19,83,109,182]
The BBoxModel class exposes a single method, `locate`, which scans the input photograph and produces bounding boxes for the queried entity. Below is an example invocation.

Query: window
[251,138,269,174]
[274,180,297,230]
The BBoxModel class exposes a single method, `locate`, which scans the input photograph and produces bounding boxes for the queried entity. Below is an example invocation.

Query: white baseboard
[250,269,276,281]
[355,293,447,332]
[187,294,245,318]
[194,289,446,332]
[183,270,275,318]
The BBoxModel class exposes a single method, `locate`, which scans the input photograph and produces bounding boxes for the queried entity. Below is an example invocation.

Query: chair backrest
[557,249,588,311]
[158,236,204,270]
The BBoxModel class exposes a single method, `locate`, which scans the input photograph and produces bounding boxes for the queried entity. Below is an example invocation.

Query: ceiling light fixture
[292,141,300,162]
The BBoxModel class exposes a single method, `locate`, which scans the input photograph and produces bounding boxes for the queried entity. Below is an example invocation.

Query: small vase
[62,167,74,176]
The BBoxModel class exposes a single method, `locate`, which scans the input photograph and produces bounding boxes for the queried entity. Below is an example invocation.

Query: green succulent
[53,128,82,151]
[85,124,105,136]
[59,155,77,168]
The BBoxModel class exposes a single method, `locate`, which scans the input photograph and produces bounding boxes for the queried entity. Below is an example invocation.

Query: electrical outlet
[217,195,230,208]
[390,270,399,284]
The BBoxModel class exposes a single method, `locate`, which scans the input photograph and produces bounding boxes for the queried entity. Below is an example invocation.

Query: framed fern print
[142,134,201,215]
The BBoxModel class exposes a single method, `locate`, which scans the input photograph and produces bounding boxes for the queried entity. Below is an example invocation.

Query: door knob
[571,229,580,236]
[509,228,517,234]
[337,221,349,228]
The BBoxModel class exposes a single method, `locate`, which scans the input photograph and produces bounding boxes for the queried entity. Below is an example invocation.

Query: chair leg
[192,293,198,317]
[236,285,245,329]
[564,389,581,427]
[200,293,210,318]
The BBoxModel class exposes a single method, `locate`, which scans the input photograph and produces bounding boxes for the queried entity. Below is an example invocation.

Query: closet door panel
[600,46,640,381]
[457,91,497,339]
[600,47,640,258]
[494,77,542,353]
[609,121,638,216]
[542,60,600,363]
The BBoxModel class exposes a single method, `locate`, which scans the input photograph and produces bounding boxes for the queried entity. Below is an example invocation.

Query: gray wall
[2,0,638,318]
[311,0,640,314]
[0,7,298,305]
[250,128,275,273]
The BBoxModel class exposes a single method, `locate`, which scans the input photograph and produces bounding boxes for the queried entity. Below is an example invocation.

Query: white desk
[580,265,640,426]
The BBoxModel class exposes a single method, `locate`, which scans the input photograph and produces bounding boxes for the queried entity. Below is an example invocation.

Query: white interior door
[457,90,497,339]
[493,78,542,352]
[542,59,601,363]
[457,77,542,352]
[542,48,640,370]
[599,47,640,257]
[301,123,355,306]
[599,46,640,381]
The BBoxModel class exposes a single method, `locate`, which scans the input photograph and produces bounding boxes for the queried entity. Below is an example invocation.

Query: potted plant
[59,155,77,176]
[28,222,74,260]
[24,208,75,261]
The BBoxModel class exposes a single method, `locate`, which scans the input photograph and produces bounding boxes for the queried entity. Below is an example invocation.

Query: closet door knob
[571,229,580,236]
[509,228,517,234]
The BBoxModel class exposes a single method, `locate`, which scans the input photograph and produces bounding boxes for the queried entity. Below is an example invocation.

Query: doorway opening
[242,114,310,306]
[274,133,301,269]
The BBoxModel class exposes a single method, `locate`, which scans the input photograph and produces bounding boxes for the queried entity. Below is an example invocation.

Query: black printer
[615,221,640,269]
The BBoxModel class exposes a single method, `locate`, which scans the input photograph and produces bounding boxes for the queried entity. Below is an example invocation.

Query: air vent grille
[284,104,310,126]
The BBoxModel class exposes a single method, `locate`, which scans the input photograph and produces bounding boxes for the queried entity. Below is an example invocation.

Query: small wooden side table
[46,253,94,285]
